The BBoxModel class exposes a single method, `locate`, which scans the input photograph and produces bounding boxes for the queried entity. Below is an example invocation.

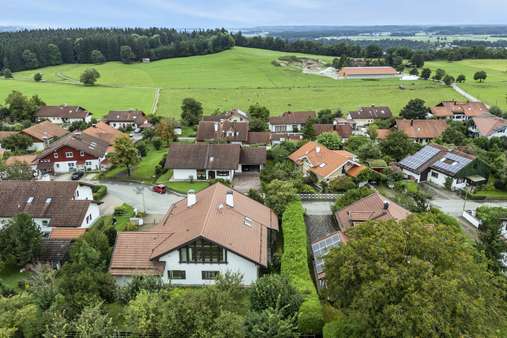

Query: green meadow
[426,59,507,109]
[2,47,462,118]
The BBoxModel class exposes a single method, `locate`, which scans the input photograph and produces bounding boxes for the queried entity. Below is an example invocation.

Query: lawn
[156,169,210,193]
[425,59,507,110]
[4,47,459,118]
[0,265,30,290]
[471,188,507,200]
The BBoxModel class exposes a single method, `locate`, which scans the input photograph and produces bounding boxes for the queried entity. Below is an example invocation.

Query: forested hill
[0,28,235,71]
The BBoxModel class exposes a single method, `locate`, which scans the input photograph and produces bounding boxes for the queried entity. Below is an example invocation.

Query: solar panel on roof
[432,152,472,175]
[399,145,441,170]
[312,233,341,274]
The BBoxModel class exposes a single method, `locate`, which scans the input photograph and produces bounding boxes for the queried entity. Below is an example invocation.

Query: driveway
[302,201,334,216]
[232,173,261,193]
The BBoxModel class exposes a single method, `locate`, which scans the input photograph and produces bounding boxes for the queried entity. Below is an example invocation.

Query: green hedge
[280,201,324,335]
[323,320,342,338]
[92,185,108,201]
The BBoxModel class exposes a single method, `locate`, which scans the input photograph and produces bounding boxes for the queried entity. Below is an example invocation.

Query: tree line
[0,28,235,72]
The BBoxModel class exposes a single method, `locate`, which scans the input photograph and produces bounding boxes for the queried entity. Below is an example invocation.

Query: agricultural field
[426,59,507,109]
[1,47,460,118]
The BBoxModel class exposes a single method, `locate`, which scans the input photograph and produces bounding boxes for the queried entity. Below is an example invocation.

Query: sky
[2,0,507,28]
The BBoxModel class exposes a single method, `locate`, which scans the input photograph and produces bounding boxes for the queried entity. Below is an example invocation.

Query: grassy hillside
[2,47,460,118]
[426,59,507,109]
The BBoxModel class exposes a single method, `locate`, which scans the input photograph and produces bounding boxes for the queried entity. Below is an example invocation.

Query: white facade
[53,158,102,174]
[269,123,304,134]
[402,169,422,183]
[79,203,101,228]
[28,142,45,152]
[75,185,94,200]
[158,249,259,286]
[172,168,235,181]
[427,169,467,191]
[109,121,138,129]
[39,116,91,125]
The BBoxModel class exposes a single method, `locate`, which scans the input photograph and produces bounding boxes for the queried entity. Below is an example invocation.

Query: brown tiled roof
[104,110,147,124]
[335,192,410,232]
[376,129,392,140]
[349,106,392,120]
[314,124,353,139]
[338,66,398,77]
[83,122,124,145]
[50,227,87,240]
[0,131,18,140]
[4,154,37,167]
[247,132,271,145]
[165,143,241,170]
[269,111,316,125]
[0,181,92,227]
[196,121,249,142]
[37,105,90,119]
[37,239,72,263]
[109,232,168,276]
[110,183,279,276]
[431,101,489,118]
[347,165,366,177]
[472,116,507,137]
[289,141,360,179]
[240,147,267,165]
[36,132,109,160]
[395,119,448,140]
[22,121,68,142]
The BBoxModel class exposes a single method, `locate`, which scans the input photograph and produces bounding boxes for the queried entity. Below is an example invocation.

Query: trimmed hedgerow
[280,200,324,335]
[92,185,108,201]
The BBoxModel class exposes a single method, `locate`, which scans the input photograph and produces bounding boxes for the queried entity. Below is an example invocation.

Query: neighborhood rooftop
[165,143,241,170]
[268,111,316,125]
[36,105,90,118]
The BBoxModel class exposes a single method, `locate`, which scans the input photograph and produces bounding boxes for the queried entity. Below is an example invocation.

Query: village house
[271,133,304,145]
[337,66,399,79]
[196,121,249,144]
[314,123,353,140]
[469,116,507,139]
[247,131,271,146]
[83,121,125,147]
[395,119,448,144]
[104,110,150,130]
[165,143,266,181]
[430,101,489,121]
[1,154,38,178]
[35,132,109,174]
[268,111,315,134]
[21,121,68,151]
[202,109,249,123]
[0,181,100,235]
[109,183,278,285]
[398,144,488,190]
[289,141,365,182]
[347,106,393,129]
[36,105,92,125]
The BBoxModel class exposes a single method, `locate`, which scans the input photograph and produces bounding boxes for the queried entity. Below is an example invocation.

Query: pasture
[426,59,507,109]
[2,47,461,118]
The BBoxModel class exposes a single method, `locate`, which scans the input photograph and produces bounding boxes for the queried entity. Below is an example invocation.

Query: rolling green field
[426,59,507,109]
[1,47,461,118]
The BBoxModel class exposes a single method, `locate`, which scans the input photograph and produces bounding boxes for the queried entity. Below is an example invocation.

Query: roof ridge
[200,184,220,237]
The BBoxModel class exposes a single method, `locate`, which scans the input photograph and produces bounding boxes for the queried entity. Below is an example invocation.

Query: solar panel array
[398,145,441,171]
[311,233,341,274]
[432,152,472,174]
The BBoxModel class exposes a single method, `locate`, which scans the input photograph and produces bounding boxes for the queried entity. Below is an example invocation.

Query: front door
[208,170,216,179]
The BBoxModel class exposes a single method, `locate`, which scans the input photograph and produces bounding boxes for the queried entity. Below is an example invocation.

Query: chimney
[214,122,219,132]
[383,201,390,210]
[226,190,234,208]
[187,190,197,208]
[410,119,414,126]
[316,146,321,153]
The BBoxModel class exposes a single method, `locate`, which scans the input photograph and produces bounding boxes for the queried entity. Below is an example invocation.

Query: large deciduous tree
[324,212,507,337]
[399,98,429,120]
[476,206,507,272]
[380,130,418,161]
[316,132,342,150]
[180,98,203,126]
[120,45,136,64]
[90,49,106,64]
[110,135,140,176]
[474,70,488,82]
[79,68,100,86]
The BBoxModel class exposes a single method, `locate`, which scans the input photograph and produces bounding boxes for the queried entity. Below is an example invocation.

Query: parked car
[152,184,167,194]
[71,171,85,180]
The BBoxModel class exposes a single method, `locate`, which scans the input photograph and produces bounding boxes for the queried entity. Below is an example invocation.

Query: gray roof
[431,151,475,176]
[398,144,446,173]
[349,106,392,120]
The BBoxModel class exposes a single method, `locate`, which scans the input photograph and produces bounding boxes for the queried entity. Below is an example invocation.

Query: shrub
[116,276,167,304]
[280,201,324,334]
[328,176,356,193]
[113,203,135,217]
[92,185,108,201]
[250,274,303,318]
[152,136,162,150]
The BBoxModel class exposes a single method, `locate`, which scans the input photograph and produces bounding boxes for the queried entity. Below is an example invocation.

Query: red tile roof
[431,101,489,118]
[395,119,448,140]
[338,66,398,77]
[269,111,316,125]
[22,121,68,142]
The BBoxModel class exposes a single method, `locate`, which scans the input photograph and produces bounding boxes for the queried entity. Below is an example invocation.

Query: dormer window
[27,197,34,204]
[53,153,59,159]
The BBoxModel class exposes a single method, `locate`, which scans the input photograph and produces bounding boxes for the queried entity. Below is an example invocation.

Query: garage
[239,147,267,173]
[241,164,261,172]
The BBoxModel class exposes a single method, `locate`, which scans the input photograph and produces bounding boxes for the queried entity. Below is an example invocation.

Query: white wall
[79,203,100,228]
[53,161,77,173]
[158,249,259,286]
[402,169,421,183]
[427,169,466,191]
[28,142,45,152]
[173,169,198,180]
[75,185,93,200]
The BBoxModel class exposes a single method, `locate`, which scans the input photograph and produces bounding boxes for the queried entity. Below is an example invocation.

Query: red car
[152,184,167,194]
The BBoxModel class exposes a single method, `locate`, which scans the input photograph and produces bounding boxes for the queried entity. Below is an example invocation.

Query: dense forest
[0,28,235,71]
[233,32,507,61]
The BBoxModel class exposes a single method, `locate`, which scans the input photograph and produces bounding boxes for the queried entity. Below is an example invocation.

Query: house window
[431,171,439,178]
[274,125,286,132]
[179,238,227,263]
[53,153,59,159]
[217,171,229,177]
[42,220,49,226]
[202,271,219,280]
[197,169,206,180]
[80,151,85,156]
[168,270,186,280]
[85,161,92,165]
[65,152,74,158]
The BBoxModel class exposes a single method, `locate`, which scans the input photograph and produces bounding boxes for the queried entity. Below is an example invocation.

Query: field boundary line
[151,88,161,114]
